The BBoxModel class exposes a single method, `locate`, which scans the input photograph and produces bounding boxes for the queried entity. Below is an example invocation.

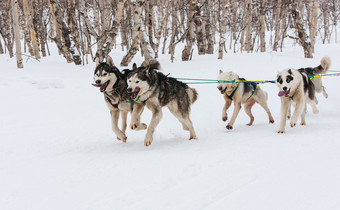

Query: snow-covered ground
[1,43,340,210]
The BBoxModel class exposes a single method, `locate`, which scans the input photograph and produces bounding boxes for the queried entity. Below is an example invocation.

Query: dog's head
[217,70,239,94]
[92,56,120,93]
[126,63,152,100]
[276,69,300,97]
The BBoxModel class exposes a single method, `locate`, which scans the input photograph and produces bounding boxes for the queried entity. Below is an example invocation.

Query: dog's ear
[106,56,115,67]
[219,70,223,75]
[133,63,137,70]
[95,57,100,67]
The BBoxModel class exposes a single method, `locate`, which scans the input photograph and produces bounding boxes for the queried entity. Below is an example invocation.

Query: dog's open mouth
[92,80,110,92]
[131,87,141,100]
[278,89,290,97]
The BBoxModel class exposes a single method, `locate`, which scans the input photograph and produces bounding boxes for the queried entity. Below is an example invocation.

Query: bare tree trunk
[121,0,144,66]
[182,2,196,61]
[0,39,4,54]
[12,0,23,68]
[195,1,206,55]
[244,0,253,52]
[169,0,178,62]
[23,0,40,59]
[204,0,214,54]
[290,0,313,58]
[309,0,318,52]
[273,0,282,51]
[321,0,330,44]
[259,0,266,52]
[218,0,228,59]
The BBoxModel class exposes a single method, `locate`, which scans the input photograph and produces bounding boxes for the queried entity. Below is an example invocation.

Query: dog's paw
[117,134,127,143]
[290,122,296,128]
[222,115,228,122]
[144,138,153,147]
[226,124,233,130]
[277,130,285,134]
[189,135,197,140]
[323,93,328,99]
[139,123,147,130]
[313,109,319,114]
[269,119,275,124]
[130,121,139,130]
[300,122,306,126]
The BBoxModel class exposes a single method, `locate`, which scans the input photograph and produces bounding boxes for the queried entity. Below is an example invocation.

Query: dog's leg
[306,97,319,114]
[244,100,255,126]
[290,99,304,128]
[322,86,328,98]
[130,102,147,130]
[168,104,197,140]
[226,101,242,130]
[144,107,163,146]
[222,97,232,122]
[301,104,307,126]
[121,111,128,134]
[256,100,275,124]
[110,110,127,142]
[277,98,290,133]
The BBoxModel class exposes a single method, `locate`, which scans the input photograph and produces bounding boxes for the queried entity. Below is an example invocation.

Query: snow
[1,42,340,210]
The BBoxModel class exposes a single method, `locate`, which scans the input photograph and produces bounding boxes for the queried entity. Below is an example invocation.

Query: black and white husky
[276,56,331,133]
[126,60,198,146]
[217,70,274,130]
[92,56,147,142]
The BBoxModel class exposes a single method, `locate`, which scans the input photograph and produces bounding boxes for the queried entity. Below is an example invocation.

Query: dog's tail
[187,88,198,104]
[141,59,161,71]
[314,56,331,75]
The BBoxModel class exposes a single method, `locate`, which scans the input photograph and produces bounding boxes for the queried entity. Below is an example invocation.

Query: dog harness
[225,82,257,101]
[225,84,239,100]
[106,96,120,109]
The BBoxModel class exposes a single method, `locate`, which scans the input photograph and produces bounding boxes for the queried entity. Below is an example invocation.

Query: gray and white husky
[276,56,331,133]
[217,70,274,130]
[92,56,147,142]
[126,60,198,146]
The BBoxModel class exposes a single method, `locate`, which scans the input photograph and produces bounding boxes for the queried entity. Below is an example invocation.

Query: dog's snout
[95,80,101,85]
[127,88,133,93]
[283,86,287,91]
[217,86,222,90]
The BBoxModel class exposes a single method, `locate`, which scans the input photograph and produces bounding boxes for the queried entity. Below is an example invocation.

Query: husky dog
[217,70,274,130]
[126,61,198,146]
[276,56,331,133]
[92,56,147,142]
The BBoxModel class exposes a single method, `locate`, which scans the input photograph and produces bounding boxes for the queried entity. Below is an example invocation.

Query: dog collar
[106,96,120,109]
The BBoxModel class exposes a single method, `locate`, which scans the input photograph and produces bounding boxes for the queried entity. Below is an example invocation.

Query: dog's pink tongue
[134,87,140,94]
[92,83,101,87]
[278,91,287,97]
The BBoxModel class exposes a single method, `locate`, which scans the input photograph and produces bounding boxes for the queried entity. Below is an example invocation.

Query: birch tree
[12,0,23,68]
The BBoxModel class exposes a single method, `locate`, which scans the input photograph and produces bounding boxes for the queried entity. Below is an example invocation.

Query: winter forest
[1,0,340,68]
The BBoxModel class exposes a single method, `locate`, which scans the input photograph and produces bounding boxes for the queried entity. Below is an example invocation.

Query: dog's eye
[286,76,293,83]
[103,73,107,76]
[136,81,140,83]
[128,80,131,83]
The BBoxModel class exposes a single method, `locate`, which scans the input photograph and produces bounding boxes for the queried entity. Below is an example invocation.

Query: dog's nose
[283,86,287,91]
[95,80,101,85]
[217,86,222,90]
[127,88,132,93]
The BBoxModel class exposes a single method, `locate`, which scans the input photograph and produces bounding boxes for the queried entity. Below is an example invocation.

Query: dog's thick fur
[217,71,274,130]
[126,61,198,146]
[276,56,331,133]
[93,56,147,142]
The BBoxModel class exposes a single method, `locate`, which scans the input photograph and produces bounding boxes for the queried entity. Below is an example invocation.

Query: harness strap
[225,84,239,100]
[106,97,120,109]
[246,83,257,101]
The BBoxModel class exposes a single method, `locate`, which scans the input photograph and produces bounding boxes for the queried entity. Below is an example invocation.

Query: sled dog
[276,56,331,133]
[217,70,274,130]
[126,60,198,146]
[92,56,147,142]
